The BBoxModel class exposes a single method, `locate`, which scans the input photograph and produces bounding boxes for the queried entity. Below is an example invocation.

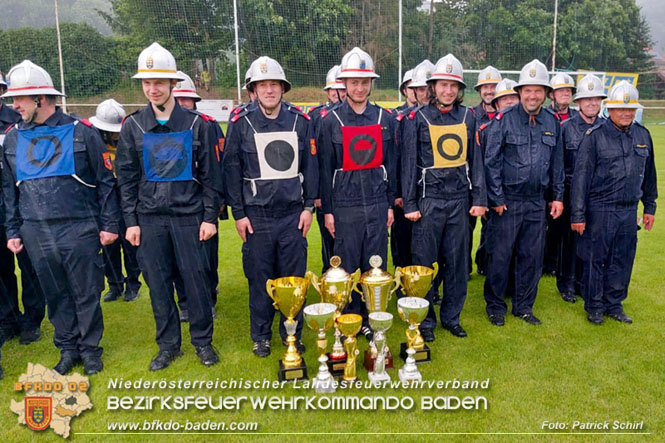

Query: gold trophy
[307,256,360,377]
[367,312,393,385]
[397,297,430,383]
[354,255,400,371]
[266,276,310,382]
[303,303,338,393]
[394,263,438,363]
[336,313,362,382]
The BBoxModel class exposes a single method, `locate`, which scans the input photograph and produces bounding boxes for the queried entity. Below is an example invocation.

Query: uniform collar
[18,107,67,130]
[140,101,189,132]
[604,117,631,137]
[517,103,543,126]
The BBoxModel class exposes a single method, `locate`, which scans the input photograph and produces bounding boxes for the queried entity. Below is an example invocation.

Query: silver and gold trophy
[266,276,310,382]
[394,263,438,363]
[307,256,360,377]
[397,297,430,383]
[354,255,400,371]
[367,311,393,385]
[303,302,338,393]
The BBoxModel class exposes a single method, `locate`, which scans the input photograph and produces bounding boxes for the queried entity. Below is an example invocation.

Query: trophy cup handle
[266,279,279,309]
[390,268,402,300]
[431,262,439,280]
[306,271,321,294]
[351,269,362,299]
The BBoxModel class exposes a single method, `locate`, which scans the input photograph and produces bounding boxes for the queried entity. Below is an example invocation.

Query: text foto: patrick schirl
[542,420,645,431]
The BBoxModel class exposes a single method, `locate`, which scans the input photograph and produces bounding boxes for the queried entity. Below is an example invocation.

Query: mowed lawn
[1,125,664,442]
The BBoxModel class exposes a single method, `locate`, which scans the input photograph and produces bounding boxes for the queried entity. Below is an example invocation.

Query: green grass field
[1,126,664,442]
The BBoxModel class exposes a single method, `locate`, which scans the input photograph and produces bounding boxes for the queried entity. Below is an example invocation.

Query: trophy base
[398,367,422,384]
[368,370,391,385]
[278,360,308,382]
[399,343,430,363]
[327,353,347,378]
[363,349,394,371]
[312,376,336,393]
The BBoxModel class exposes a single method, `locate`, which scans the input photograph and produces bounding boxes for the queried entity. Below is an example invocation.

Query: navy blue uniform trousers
[333,202,389,326]
[21,219,104,358]
[577,209,638,315]
[484,199,546,316]
[138,214,213,351]
[412,197,469,329]
[242,211,306,342]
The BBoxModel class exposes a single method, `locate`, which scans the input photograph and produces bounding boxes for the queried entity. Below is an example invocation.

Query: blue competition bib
[16,123,76,181]
[142,130,193,182]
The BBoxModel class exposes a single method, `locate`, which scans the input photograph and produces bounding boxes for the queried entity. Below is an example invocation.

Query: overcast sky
[636,0,665,53]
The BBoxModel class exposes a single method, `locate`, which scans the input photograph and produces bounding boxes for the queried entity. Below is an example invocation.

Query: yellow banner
[575,72,639,95]
[429,123,467,168]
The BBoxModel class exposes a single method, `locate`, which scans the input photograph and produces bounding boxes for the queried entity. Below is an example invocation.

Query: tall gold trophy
[354,255,400,371]
[307,256,360,377]
[394,263,438,363]
[266,276,310,382]
[303,303,338,393]
[336,314,362,382]
[397,297,430,383]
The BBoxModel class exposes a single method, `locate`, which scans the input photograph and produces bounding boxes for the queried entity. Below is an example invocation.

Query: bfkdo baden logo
[11,363,93,438]
[25,396,52,431]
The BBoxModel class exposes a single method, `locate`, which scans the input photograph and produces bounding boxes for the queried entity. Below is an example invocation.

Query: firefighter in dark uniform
[483,59,565,326]
[470,66,502,276]
[474,79,519,277]
[0,74,45,346]
[571,80,657,325]
[90,99,142,303]
[402,54,486,340]
[319,47,396,341]
[224,56,316,358]
[309,65,346,272]
[393,61,434,284]
[395,69,416,112]
[544,72,580,275]
[116,43,223,370]
[172,71,225,321]
[555,74,606,303]
[1,60,121,375]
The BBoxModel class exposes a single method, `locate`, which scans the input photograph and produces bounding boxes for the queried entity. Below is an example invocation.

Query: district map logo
[11,363,92,438]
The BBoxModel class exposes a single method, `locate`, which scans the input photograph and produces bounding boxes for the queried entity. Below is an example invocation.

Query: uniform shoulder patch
[479,122,488,131]
[286,104,310,120]
[396,113,404,122]
[4,123,15,134]
[468,106,476,114]
[200,113,216,123]
[384,108,393,114]
[495,113,503,121]
[320,108,329,118]
[79,118,93,127]
[408,110,417,120]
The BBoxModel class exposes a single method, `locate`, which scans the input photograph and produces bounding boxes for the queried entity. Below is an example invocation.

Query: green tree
[0,23,117,97]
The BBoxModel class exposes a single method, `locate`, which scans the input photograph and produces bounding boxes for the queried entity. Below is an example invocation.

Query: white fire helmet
[515,59,551,91]
[324,65,345,90]
[474,66,502,91]
[90,99,126,133]
[492,79,519,104]
[1,60,64,98]
[550,72,576,93]
[246,56,291,93]
[400,69,413,90]
[604,80,642,109]
[429,54,466,88]
[337,47,380,79]
[409,60,435,88]
[173,71,201,101]
[573,74,607,101]
[132,42,186,81]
